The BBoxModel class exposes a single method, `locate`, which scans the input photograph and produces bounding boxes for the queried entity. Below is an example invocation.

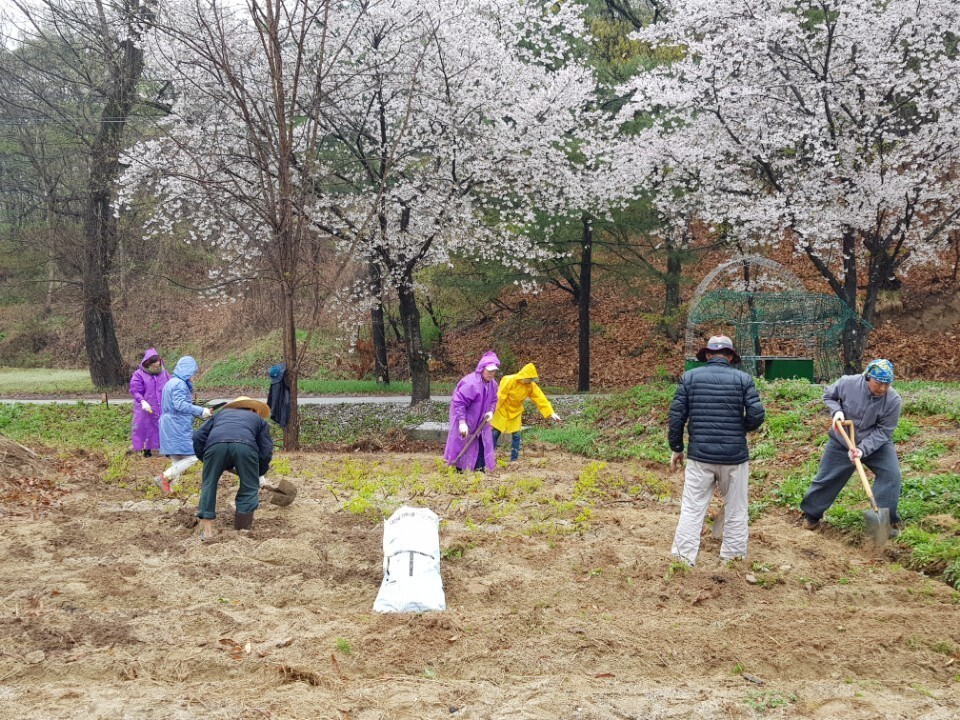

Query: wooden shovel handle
[834,419,880,513]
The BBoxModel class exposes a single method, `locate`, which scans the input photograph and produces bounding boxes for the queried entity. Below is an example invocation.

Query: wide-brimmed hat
[223,396,270,419]
[696,335,741,364]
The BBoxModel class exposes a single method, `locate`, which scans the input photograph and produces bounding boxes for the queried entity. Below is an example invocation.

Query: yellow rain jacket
[490,363,555,434]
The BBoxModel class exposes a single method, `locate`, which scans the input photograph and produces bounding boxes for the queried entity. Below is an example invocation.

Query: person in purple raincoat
[128,348,171,457]
[443,350,500,472]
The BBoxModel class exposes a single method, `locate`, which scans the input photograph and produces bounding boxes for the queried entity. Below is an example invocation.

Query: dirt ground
[2,443,959,720]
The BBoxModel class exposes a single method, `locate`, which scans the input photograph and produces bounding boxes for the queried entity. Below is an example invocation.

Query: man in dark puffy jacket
[668,335,765,566]
[192,396,274,541]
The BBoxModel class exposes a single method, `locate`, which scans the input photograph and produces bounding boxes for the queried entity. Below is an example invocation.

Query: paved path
[0,394,589,406]
[0,395,454,406]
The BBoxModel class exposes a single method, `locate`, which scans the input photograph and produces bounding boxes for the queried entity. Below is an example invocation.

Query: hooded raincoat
[129,348,171,452]
[159,356,205,456]
[490,363,554,434]
[443,351,500,471]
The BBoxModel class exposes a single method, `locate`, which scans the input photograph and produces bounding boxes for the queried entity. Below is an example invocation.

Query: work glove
[832,411,845,426]
[848,447,863,463]
[141,400,152,414]
[201,407,213,419]
[483,411,493,423]
[551,413,561,423]
[458,420,469,438]
[259,476,268,488]
[670,451,684,473]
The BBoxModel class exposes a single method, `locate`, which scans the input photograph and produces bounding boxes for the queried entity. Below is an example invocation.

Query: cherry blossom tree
[312,0,619,402]
[622,0,960,371]
[126,0,619,406]
[122,0,357,448]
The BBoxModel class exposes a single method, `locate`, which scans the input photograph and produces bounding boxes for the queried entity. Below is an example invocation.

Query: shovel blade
[864,506,891,547]
[268,478,298,507]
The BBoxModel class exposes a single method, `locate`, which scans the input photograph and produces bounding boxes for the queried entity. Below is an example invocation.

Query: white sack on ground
[374,506,446,613]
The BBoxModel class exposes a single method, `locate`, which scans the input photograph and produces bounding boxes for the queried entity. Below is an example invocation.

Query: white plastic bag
[373,506,446,613]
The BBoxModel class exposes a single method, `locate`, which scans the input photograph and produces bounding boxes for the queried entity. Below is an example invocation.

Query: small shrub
[892,417,920,443]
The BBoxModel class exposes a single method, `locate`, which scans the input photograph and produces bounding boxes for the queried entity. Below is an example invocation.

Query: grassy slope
[1,379,958,586]
[531,379,960,587]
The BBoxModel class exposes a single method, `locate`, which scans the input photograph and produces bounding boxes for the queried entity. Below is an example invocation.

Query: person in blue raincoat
[156,356,211,493]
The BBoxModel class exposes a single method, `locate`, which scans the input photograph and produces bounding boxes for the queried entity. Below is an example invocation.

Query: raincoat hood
[140,347,161,367]
[515,363,538,381]
[172,356,198,380]
[474,351,500,373]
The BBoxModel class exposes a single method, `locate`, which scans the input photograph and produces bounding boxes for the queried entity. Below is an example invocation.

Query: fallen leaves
[277,664,323,686]
[219,637,249,661]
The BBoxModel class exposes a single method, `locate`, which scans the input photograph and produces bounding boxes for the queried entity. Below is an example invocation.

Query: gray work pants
[800,438,901,524]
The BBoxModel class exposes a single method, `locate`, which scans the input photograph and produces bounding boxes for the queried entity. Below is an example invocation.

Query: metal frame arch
[684,255,807,359]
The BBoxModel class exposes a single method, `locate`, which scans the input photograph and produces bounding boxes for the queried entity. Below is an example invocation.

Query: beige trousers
[671,459,750,566]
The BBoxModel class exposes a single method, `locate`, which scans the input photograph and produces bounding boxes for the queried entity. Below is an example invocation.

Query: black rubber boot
[234,511,254,531]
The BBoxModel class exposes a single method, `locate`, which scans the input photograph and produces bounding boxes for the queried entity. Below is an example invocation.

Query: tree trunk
[369,261,390,384]
[841,316,869,375]
[397,275,430,404]
[81,33,146,388]
[660,245,683,341]
[281,283,300,451]
[577,216,593,392]
[742,261,762,374]
[82,178,127,387]
[839,229,865,373]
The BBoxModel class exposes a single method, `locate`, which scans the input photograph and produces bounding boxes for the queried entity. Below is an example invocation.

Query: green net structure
[685,256,862,381]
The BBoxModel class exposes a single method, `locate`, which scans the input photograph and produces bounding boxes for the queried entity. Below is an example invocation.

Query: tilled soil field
[1,444,959,720]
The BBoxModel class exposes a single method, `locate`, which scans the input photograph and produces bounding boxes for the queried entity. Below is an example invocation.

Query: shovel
[834,420,891,547]
[223,468,298,507]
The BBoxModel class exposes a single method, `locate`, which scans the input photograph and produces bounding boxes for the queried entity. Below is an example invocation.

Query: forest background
[1,0,960,452]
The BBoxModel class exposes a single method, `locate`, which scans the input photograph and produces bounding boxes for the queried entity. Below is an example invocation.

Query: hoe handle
[453,419,488,464]
[835,420,881,514]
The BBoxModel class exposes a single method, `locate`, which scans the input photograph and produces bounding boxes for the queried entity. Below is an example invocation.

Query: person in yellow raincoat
[490,363,561,461]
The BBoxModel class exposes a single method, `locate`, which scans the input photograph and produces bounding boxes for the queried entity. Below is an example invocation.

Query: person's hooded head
[515,363,539,384]
[475,350,500,381]
[173,356,199,380]
[140,348,163,375]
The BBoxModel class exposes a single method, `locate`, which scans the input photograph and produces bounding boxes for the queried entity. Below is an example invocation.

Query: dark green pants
[197,442,260,519]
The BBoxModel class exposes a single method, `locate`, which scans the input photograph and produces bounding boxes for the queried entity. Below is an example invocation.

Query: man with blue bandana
[800,359,902,535]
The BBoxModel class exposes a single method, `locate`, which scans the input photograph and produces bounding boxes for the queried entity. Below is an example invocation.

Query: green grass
[0,368,96,394]
[298,379,455,395]
[0,402,129,449]
[200,330,339,385]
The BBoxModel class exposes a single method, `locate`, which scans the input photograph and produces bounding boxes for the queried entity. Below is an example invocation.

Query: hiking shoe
[154,475,171,494]
[889,523,902,539]
[802,514,820,530]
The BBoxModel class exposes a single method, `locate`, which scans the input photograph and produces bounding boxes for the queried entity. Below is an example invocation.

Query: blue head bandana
[864,359,894,384]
